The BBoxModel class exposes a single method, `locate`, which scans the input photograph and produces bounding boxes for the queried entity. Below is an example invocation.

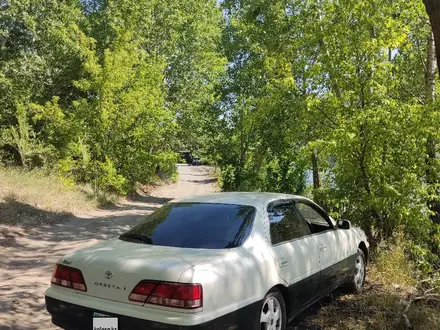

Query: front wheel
[348,248,366,293]
[260,289,286,330]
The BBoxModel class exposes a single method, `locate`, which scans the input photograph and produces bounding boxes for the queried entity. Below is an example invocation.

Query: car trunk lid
[58,239,224,304]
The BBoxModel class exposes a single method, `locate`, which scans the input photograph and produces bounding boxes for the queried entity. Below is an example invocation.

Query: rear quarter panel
[179,233,286,321]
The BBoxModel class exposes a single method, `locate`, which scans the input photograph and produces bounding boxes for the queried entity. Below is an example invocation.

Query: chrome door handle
[278,258,289,268]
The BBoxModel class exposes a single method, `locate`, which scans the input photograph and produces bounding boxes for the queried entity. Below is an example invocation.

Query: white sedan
[45,192,369,330]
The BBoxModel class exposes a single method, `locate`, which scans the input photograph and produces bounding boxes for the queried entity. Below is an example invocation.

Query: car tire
[348,248,366,294]
[259,288,286,330]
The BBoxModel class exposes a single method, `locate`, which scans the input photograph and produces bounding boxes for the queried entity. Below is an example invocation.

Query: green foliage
[1,0,439,276]
[0,0,226,194]
[219,165,237,191]
[214,0,440,267]
[1,103,53,167]
[259,154,306,194]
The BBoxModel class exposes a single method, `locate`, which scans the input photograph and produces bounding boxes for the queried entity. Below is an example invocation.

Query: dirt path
[0,165,218,330]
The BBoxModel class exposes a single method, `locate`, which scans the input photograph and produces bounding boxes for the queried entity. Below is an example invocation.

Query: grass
[0,166,117,226]
[369,232,418,288]
[293,234,440,330]
[298,285,440,330]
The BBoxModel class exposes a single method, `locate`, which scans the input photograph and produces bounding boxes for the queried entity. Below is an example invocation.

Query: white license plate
[93,314,118,330]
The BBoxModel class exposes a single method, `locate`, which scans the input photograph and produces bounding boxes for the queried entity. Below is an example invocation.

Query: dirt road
[0,165,218,330]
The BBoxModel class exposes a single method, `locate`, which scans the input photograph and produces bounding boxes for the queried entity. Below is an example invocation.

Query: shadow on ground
[181,178,218,185]
[0,198,345,330]
[286,291,343,330]
[0,164,220,330]
[127,193,173,205]
[0,196,72,227]
[0,196,161,330]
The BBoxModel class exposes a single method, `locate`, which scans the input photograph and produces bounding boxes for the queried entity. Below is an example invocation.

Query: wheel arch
[272,284,291,318]
[358,241,368,264]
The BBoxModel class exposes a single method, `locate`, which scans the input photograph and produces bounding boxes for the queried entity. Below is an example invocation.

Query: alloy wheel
[354,253,365,289]
[260,296,282,330]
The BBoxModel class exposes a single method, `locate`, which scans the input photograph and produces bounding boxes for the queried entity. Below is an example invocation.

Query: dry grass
[297,284,440,330]
[369,233,418,289]
[292,236,440,330]
[0,166,117,226]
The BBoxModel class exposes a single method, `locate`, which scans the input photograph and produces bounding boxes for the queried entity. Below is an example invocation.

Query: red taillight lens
[152,283,178,298]
[51,264,87,292]
[174,285,202,300]
[129,281,202,309]
[129,281,156,302]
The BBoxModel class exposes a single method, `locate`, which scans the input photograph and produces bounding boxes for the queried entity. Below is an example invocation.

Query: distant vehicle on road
[192,157,201,166]
[45,192,369,330]
[179,151,193,164]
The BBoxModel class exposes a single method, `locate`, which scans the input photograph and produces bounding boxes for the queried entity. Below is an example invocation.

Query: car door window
[268,203,311,245]
[295,202,332,234]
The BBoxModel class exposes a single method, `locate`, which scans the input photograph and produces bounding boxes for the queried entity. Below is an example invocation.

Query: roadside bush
[260,156,306,195]
[219,153,306,195]
[219,165,237,191]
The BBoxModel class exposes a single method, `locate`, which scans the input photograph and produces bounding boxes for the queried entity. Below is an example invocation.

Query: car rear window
[120,203,256,249]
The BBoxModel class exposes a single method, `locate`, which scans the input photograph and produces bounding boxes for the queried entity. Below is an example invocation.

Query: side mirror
[337,220,351,230]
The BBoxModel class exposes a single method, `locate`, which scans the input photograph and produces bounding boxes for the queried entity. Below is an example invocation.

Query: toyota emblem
[105,271,113,279]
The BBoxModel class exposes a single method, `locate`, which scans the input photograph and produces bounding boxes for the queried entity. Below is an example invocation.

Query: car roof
[171,192,307,208]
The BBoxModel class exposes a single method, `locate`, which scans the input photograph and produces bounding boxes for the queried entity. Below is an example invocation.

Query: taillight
[51,264,87,292]
[129,281,202,309]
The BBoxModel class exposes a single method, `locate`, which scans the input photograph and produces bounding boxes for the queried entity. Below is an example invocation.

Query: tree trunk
[424,0,440,74]
[425,32,436,104]
[311,148,320,190]
[425,31,440,224]
[237,111,245,188]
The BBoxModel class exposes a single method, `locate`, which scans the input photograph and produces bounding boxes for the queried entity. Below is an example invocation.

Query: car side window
[268,203,311,245]
[295,202,331,234]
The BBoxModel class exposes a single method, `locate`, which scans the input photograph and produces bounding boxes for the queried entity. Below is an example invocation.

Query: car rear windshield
[119,203,256,249]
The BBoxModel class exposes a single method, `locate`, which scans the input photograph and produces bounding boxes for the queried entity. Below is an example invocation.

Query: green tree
[1,0,226,194]
[217,0,439,254]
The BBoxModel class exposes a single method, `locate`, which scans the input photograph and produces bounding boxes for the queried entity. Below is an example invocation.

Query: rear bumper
[46,296,261,330]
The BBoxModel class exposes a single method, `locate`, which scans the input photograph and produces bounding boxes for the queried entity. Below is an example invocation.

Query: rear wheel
[260,289,286,330]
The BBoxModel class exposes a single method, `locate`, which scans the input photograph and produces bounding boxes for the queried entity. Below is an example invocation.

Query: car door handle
[319,245,327,251]
[278,258,289,268]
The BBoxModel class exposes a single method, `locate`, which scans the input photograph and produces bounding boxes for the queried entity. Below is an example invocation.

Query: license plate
[93,313,118,330]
